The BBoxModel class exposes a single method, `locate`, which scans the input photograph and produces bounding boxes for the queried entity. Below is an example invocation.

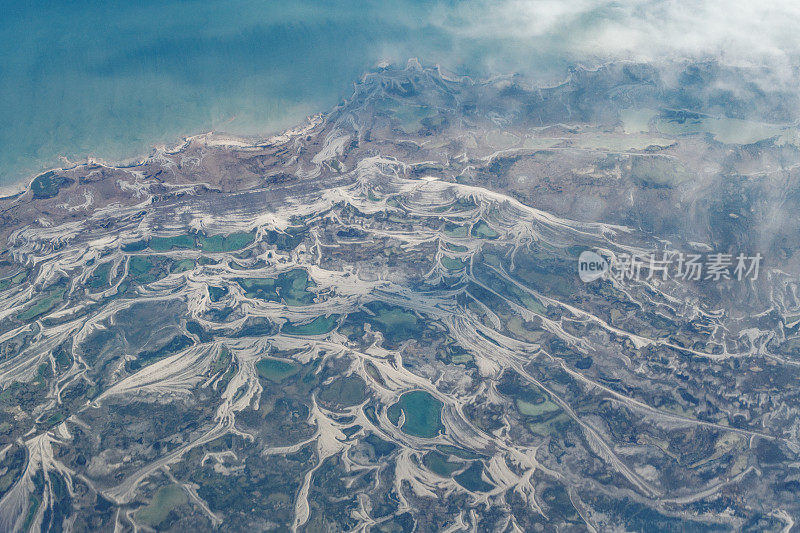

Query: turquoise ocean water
[0,0,625,186]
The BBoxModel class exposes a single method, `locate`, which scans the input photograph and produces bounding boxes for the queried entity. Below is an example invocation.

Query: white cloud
[427,0,800,80]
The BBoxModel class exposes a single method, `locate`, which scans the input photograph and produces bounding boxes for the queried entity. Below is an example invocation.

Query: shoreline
[0,120,321,201]
[0,59,432,200]
[0,134,213,200]
[0,101,332,202]
[7,57,789,202]
[0,58,601,201]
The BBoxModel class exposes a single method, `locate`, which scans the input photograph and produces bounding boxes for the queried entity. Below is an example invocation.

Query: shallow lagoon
[387,390,444,438]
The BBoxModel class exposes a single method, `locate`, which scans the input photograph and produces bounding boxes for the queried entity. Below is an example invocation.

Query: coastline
[0,132,237,201]
[0,59,505,201]
[0,121,320,201]
[0,92,336,202]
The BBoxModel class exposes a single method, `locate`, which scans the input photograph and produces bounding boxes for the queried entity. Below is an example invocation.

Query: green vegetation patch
[277,269,316,306]
[209,346,232,376]
[170,259,195,273]
[375,98,436,133]
[475,262,546,315]
[126,255,182,285]
[450,353,473,364]
[208,285,228,302]
[31,171,73,199]
[0,270,27,291]
[128,335,193,372]
[516,398,560,417]
[216,362,238,392]
[21,494,41,532]
[45,471,72,531]
[529,412,571,437]
[87,262,113,289]
[387,390,444,438]
[497,372,567,436]
[128,256,154,278]
[318,375,367,407]
[445,243,468,253]
[236,277,276,300]
[52,345,72,371]
[18,284,67,321]
[440,343,474,366]
[0,445,25,500]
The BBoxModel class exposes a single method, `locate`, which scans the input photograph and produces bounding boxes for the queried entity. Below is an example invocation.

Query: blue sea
[0,0,621,186]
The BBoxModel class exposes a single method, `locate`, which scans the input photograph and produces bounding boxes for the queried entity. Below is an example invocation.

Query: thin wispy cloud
[425,0,800,85]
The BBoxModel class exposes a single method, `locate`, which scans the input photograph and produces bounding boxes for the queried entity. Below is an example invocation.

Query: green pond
[85,262,112,289]
[454,462,493,492]
[255,358,299,382]
[148,234,196,251]
[282,315,338,336]
[349,302,421,344]
[423,451,463,477]
[387,390,444,438]
[441,256,467,271]
[136,484,188,528]
[471,220,498,239]
[236,268,315,306]
[126,232,254,254]
[197,232,255,253]
[18,284,67,321]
